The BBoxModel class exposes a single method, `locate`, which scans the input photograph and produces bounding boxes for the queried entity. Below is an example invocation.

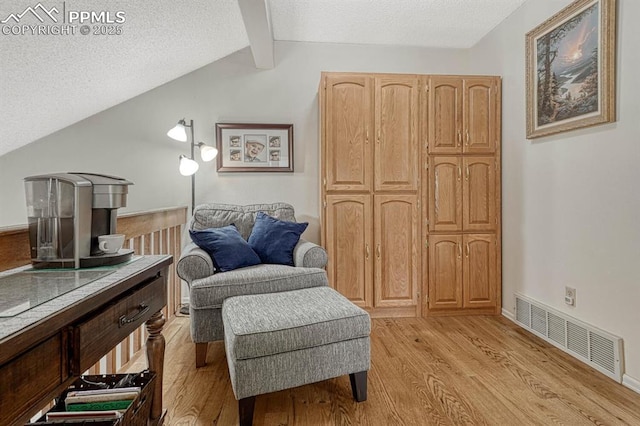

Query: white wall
[0,41,468,245]
[470,0,640,384]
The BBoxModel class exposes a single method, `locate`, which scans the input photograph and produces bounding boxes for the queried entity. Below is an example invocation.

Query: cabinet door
[374,76,420,191]
[430,156,462,232]
[463,234,497,308]
[428,234,463,309]
[373,195,419,308]
[429,77,462,154]
[324,74,373,191]
[325,195,373,308]
[463,157,496,231]
[463,77,497,154]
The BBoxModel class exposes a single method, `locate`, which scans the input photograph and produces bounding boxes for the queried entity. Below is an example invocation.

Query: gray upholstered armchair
[177,203,329,367]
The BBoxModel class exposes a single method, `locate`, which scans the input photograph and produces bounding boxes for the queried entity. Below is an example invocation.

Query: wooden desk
[0,255,173,426]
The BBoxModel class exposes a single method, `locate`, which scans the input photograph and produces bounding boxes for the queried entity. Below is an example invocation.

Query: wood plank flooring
[123,315,640,425]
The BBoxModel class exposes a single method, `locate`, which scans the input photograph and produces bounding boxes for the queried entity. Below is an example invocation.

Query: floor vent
[514,293,623,382]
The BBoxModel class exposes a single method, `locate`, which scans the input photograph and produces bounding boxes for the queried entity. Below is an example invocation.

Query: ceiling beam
[238,0,274,69]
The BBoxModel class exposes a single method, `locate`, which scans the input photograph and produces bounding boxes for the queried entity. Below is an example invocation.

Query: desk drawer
[71,273,166,374]
[0,334,65,426]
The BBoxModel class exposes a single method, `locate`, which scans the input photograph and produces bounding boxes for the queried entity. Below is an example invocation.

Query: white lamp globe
[179,155,199,176]
[167,122,188,142]
[200,144,218,162]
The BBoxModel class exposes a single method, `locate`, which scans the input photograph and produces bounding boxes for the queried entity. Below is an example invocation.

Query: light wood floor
[124,315,640,425]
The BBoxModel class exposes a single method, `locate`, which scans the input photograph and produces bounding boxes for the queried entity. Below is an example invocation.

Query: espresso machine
[24,173,134,269]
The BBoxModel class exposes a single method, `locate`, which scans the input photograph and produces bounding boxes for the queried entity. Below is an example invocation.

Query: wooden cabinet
[322,72,421,318]
[321,72,501,319]
[428,234,463,309]
[428,234,497,312]
[374,76,420,191]
[429,77,462,154]
[429,156,497,232]
[426,76,501,316]
[462,234,497,309]
[325,194,419,315]
[323,74,373,192]
[324,194,373,309]
[373,195,419,309]
[428,76,498,154]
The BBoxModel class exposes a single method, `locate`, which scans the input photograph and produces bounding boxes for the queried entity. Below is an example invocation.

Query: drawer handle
[119,303,150,327]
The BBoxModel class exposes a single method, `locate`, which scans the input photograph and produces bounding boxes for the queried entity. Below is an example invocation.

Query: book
[65,390,139,404]
[46,410,122,422]
[66,386,141,397]
[66,399,133,411]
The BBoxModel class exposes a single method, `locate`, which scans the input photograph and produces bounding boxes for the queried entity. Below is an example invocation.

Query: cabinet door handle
[365,244,370,260]
[466,243,470,258]
[376,244,381,258]
[466,130,470,145]
[458,166,461,182]
[457,130,461,146]
[366,130,369,143]
[465,165,470,181]
[377,130,381,144]
[119,303,150,327]
[458,243,462,259]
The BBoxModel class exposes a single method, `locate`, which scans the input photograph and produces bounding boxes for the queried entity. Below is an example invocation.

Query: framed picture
[215,123,294,172]
[526,0,616,139]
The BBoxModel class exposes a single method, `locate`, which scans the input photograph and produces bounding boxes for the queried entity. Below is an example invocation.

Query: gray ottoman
[222,286,371,426]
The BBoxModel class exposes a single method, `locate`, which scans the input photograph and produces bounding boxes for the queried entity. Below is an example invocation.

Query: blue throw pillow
[189,225,261,272]
[248,212,308,266]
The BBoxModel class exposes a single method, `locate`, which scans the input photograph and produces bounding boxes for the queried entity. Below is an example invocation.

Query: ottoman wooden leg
[239,396,256,426]
[349,371,368,402]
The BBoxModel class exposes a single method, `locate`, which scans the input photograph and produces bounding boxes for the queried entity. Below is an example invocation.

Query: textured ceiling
[269,0,527,48]
[0,0,249,156]
[0,0,526,157]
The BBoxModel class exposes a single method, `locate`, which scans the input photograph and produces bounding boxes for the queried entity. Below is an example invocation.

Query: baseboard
[501,308,515,322]
[623,374,640,394]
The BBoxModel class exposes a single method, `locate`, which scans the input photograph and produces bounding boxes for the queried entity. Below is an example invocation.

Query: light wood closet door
[324,75,374,191]
[374,195,419,308]
[464,78,497,154]
[325,195,373,308]
[463,157,496,231]
[429,156,462,232]
[429,77,462,154]
[428,234,463,309]
[374,76,419,191]
[463,234,497,308]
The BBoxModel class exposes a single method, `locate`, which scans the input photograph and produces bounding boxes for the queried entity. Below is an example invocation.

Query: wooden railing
[0,206,188,375]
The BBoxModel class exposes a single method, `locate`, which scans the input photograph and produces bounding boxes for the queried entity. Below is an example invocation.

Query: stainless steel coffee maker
[24,173,134,269]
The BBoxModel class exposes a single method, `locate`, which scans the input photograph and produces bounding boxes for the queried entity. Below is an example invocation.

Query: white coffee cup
[98,234,125,254]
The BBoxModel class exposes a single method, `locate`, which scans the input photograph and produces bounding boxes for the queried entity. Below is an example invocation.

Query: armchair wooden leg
[349,371,368,402]
[239,396,256,426]
[195,342,208,368]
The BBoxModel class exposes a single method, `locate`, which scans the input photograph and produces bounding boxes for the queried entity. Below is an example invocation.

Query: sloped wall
[0,41,468,244]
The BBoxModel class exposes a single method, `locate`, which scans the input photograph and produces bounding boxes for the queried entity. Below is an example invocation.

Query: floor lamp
[167,119,218,213]
[167,119,218,315]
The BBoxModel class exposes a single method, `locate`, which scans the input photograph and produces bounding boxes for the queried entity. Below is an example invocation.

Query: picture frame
[526,0,616,139]
[215,123,294,172]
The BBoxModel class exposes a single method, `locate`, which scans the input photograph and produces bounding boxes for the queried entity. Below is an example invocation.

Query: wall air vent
[514,293,623,382]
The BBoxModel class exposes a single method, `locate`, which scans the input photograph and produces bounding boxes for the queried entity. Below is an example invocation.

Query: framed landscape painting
[215,123,293,172]
[526,0,616,139]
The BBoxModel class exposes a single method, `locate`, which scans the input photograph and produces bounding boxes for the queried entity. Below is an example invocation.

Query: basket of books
[27,371,155,425]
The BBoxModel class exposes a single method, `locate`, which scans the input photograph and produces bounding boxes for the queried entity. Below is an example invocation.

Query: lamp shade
[179,155,199,176]
[167,122,188,142]
[199,144,218,162]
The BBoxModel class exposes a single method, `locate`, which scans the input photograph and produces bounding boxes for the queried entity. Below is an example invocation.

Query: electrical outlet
[565,286,576,306]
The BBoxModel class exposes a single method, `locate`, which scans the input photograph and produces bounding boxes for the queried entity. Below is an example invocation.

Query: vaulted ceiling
[0,0,526,156]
